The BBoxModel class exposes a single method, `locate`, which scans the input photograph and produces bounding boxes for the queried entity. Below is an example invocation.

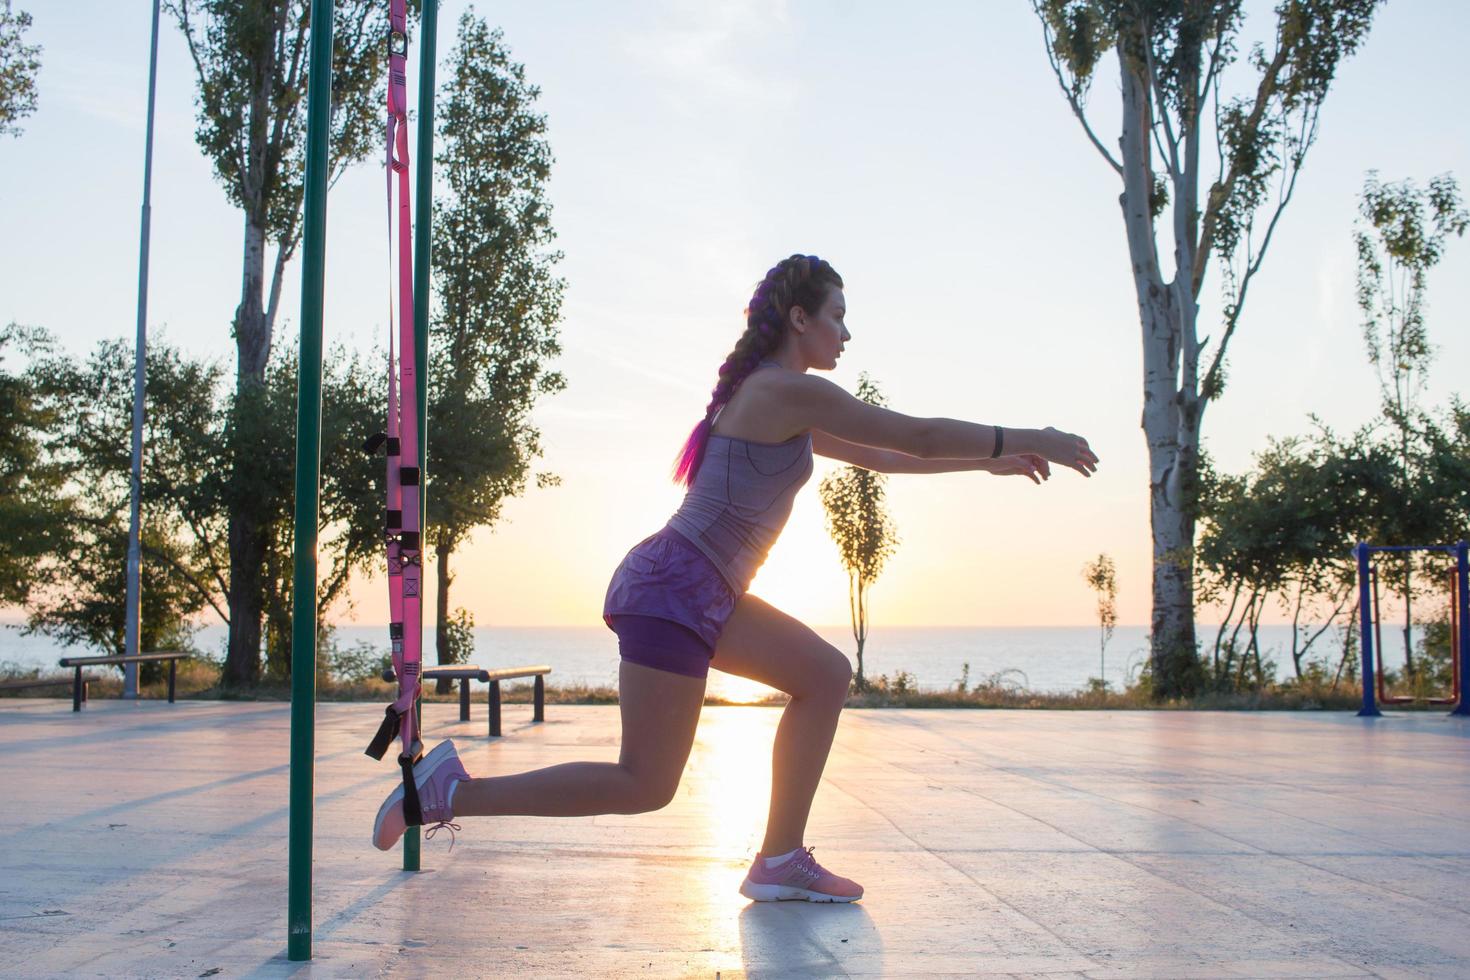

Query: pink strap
[382,0,422,763]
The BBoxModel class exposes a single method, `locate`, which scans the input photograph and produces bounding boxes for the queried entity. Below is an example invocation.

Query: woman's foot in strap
[372,738,470,851]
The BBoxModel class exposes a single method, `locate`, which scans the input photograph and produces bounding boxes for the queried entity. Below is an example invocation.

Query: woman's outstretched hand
[1040,427,1100,477]
[991,454,1050,484]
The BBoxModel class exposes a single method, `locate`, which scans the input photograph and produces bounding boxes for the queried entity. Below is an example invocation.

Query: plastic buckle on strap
[362,433,402,456]
[399,753,424,826]
[364,705,400,760]
[389,30,407,58]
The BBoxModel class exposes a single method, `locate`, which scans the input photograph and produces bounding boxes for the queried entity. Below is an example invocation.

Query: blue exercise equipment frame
[1355,541,1470,718]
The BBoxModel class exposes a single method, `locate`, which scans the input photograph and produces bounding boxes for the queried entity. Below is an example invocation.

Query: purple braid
[671,254,843,487]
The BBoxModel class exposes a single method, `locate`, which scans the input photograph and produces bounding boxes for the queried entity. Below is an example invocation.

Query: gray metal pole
[123,0,163,699]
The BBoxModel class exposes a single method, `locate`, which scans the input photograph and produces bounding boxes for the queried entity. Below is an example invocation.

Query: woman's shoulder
[754,367,843,405]
[710,367,819,443]
[751,369,839,438]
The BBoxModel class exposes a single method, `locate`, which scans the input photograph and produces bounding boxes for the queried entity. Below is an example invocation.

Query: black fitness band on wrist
[990,425,1004,458]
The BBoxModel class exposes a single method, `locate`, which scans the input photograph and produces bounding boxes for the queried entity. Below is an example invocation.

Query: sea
[1,621,1374,703]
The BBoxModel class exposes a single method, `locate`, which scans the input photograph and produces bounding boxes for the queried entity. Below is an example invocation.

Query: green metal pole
[286,0,335,962]
[402,0,439,874]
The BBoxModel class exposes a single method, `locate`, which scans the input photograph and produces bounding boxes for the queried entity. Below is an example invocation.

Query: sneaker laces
[424,820,462,851]
[788,846,823,885]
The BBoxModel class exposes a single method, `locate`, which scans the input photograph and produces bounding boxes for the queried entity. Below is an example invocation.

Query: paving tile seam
[850,719,1470,848]
[826,742,1388,972]
[842,727,1470,926]
[856,709,1470,780]
[8,704,1470,978]
[0,706,292,748]
[815,770,1104,969]
[1085,771,1465,843]
[979,761,1464,862]
[854,712,1470,822]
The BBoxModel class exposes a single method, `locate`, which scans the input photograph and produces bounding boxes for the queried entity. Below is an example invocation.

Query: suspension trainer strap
[364,0,424,778]
[364,704,400,761]
[399,753,425,827]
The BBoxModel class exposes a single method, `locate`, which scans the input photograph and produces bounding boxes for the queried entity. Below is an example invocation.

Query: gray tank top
[666,361,814,593]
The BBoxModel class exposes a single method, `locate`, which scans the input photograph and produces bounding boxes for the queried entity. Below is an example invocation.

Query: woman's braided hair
[672,254,843,487]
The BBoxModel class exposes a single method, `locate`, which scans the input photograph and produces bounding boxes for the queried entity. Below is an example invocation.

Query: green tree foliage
[18,334,382,685]
[167,0,414,685]
[1357,173,1468,434]
[1081,553,1117,690]
[167,0,406,306]
[1370,400,1470,691]
[1194,405,1469,695]
[1195,431,1381,689]
[0,3,40,137]
[818,373,899,692]
[426,11,565,685]
[256,345,383,680]
[1354,171,1467,672]
[0,326,71,606]
[21,337,221,679]
[1032,0,1380,699]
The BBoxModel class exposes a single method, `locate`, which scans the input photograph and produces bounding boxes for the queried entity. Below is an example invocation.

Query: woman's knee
[621,763,681,813]
[828,654,854,702]
[837,654,854,688]
[797,647,852,705]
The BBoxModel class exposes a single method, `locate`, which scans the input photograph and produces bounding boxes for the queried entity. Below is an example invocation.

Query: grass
[2,657,1452,711]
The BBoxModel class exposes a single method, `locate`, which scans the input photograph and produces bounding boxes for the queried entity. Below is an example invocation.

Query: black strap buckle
[363,432,402,456]
[399,752,423,826]
[364,704,400,760]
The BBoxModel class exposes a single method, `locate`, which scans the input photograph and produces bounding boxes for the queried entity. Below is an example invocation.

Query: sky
[3,0,1467,630]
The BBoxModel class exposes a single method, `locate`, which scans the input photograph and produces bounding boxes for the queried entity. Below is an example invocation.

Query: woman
[372,254,1100,903]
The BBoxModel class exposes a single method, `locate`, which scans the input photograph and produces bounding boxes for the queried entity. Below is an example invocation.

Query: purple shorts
[602,526,739,679]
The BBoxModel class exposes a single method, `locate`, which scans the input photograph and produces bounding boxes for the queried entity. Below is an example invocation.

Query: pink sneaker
[739,846,864,903]
[372,739,470,851]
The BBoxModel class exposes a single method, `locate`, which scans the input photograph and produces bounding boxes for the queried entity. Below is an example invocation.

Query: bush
[326,640,392,684]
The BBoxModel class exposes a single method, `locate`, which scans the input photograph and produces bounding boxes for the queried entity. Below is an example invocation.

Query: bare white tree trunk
[1118,48,1202,697]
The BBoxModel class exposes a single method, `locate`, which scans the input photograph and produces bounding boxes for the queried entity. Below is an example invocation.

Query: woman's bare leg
[451,660,705,817]
[710,594,853,856]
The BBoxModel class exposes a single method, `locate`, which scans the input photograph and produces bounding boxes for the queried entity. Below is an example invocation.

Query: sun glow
[707,669,778,705]
[741,497,854,628]
[685,706,780,923]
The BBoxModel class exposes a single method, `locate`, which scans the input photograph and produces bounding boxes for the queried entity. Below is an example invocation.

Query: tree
[256,344,384,679]
[1417,399,1470,544]
[22,337,222,678]
[1033,0,1380,697]
[1081,553,1117,690]
[1194,429,1388,688]
[426,11,565,686]
[0,2,40,137]
[1354,171,1467,675]
[819,373,900,692]
[0,325,70,606]
[20,334,383,684]
[167,0,413,684]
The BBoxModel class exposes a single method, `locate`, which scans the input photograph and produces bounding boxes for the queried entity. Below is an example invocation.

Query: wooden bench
[419,664,551,737]
[56,652,192,712]
[0,675,98,703]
